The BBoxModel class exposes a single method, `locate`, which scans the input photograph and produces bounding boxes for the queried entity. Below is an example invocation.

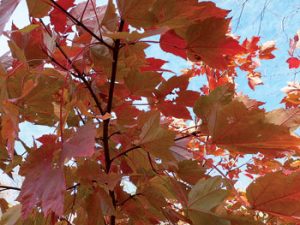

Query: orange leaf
[247,171,300,220]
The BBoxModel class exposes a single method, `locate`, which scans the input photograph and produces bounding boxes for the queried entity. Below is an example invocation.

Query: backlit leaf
[160,30,187,59]
[247,171,300,219]
[188,176,229,212]
[0,0,20,35]
[62,123,96,162]
[186,18,244,69]
[138,111,175,161]
[18,136,65,217]
[26,0,51,18]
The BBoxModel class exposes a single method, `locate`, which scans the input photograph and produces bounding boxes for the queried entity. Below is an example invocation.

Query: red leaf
[62,123,96,161]
[242,36,260,53]
[18,136,65,217]
[186,18,245,69]
[18,124,96,218]
[259,41,276,59]
[56,0,75,9]
[176,90,200,107]
[287,57,300,69]
[157,74,190,98]
[50,0,75,33]
[247,171,300,220]
[160,30,187,59]
[159,101,192,120]
[140,57,172,72]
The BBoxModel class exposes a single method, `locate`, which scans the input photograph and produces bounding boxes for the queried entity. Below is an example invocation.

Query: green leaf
[188,176,229,212]
[125,71,161,97]
[177,160,206,185]
[188,210,230,225]
[0,205,21,225]
[138,111,175,161]
[26,0,51,18]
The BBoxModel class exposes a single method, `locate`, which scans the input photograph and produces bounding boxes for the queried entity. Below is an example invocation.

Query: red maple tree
[0,0,299,225]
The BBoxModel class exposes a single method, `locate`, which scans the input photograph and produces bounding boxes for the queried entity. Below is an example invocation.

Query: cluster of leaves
[284,32,300,108]
[0,0,299,225]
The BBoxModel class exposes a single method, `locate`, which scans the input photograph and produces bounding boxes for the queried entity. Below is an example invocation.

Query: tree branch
[103,19,125,174]
[116,193,143,206]
[110,130,202,163]
[0,185,21,191]
[49,0,112,50]
[101,19,125,225]
[40,18,105,115]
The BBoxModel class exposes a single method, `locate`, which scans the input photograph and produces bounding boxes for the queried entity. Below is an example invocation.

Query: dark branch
[103,19,125,173]
[117,193,143,206]
[0,185,21,191]
[110,146,141,163]
[101,19,125,225]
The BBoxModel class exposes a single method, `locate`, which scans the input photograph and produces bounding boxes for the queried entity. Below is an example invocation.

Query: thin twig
[49,0,112,49]
[117,193,143,206]
[0,185,21,191]
[40,18,105,115]
[147,152,159,174]
[110,146,141,162]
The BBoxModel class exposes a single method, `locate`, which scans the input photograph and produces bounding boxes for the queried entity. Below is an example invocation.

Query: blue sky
[0,0,299,195]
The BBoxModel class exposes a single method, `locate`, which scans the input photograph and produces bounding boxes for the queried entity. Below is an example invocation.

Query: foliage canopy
[0,0,299,224]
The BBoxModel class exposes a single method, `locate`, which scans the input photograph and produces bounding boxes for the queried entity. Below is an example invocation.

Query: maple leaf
[0,205,21,225]
[62,123,96,162]
[140,57,171,73]
[26,0,51,18]
[50,0,75,33]
[194,85,300,154]
[247,72,263,90]
[125,71,161,97]
[188,176,229,212]
[158,101,192,120]
[70,0,117,32]
[287,57,300,69]
[10,23,47,65]
[18,124,96,217]
[266,108,300,130]
[156,74,191,99]
[17,135,65,217]
[247,171,300,220]
[160,30,187,59]
[259,40,276,59]
[1,0,299,224]
[177,160,205,185]
[1,101,19,158]
[138,111,176,161]
[186,18,245,69]
[281,81,300,107]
